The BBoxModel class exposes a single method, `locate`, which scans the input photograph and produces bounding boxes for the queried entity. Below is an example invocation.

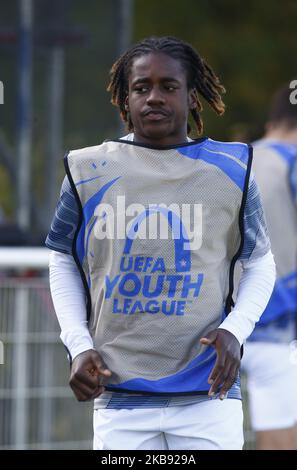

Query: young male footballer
[46,36,275,450]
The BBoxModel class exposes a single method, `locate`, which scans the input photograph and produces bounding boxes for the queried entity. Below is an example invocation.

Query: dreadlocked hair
[107,36,226,136]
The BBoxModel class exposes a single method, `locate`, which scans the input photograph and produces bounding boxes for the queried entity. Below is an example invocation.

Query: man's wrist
[217,324,243,347]
[71,345,96,362]
[60,329,94,361]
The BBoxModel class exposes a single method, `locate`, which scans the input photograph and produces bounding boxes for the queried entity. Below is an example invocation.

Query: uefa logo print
[93,197,203,251]
[0,81,3,105]
[0,340,4,365]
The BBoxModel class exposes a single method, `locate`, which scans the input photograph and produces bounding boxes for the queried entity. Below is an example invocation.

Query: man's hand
[69,349,112,402]
[200,329,240,400]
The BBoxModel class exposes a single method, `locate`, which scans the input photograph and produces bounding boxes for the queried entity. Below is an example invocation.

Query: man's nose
[146,86,165,104]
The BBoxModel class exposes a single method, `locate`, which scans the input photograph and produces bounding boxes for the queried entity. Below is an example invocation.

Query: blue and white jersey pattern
[45,135,271,409]
[248,140,297,343]
[45,136,270,262]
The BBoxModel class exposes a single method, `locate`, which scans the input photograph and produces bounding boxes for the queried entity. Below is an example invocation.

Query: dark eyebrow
[131,77,181,86]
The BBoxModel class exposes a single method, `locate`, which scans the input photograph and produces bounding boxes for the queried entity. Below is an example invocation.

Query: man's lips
[142,110,170,121]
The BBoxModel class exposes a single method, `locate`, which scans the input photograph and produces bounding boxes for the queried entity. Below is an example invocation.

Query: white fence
[0,248,92,450]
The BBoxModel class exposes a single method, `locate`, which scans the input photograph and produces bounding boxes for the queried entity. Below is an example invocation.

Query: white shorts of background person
[241,341,297,432]
[93,398,243,450]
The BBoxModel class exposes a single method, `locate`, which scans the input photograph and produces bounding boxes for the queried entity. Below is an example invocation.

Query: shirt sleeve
[239,171,271,262]
[218,249,276,345]
[289,157,297,205]
[45,175,79,255]
[49,250,94,361]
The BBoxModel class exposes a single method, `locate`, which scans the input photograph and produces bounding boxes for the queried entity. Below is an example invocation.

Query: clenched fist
[69,349,112,401]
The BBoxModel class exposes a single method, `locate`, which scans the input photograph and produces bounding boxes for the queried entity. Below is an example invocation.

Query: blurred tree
[134,0,297,140]
[0,0,296,240]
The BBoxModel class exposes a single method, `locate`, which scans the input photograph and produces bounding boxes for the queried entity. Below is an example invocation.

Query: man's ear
[188,88,197,110]
[124,96,129,111]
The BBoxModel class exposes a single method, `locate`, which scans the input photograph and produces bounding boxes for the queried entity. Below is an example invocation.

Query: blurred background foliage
[0,0,296,236]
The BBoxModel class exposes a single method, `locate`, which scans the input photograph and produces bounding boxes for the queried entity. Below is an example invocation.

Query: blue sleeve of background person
[239,172,271,262]
[44,175,79,254]
[289,157,297,205]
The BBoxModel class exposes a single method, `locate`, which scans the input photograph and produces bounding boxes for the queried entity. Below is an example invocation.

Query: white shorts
[241,342,297,431]
[93,398,243,450]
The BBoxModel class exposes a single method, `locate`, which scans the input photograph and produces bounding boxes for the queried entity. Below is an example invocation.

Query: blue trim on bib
[177,143,247,191]
[76,176,121,264]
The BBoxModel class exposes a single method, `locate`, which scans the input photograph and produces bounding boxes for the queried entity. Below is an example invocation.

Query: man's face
[126,52,196,146]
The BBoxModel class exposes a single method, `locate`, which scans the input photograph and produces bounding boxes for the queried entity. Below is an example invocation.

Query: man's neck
[129,132,193,144]
[133,131,190,147]
[264,128,297,145]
